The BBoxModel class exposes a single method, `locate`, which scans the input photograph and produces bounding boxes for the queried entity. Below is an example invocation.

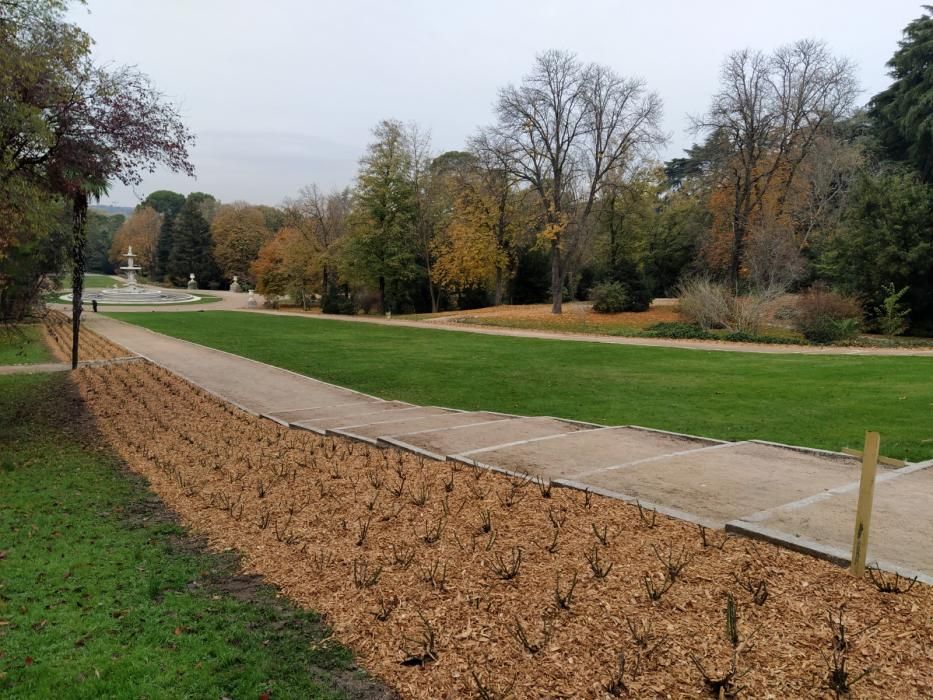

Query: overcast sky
[70,0,924,208]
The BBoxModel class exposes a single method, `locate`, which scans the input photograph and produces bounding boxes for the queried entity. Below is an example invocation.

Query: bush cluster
[643,322,712,339]
[791,284,862,343]
[590,281,628,314]
[677,277,778,334]
[321,287,359,315]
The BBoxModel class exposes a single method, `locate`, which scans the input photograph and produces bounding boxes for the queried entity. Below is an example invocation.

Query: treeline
[5,4,933,336]
[107,11,933,335]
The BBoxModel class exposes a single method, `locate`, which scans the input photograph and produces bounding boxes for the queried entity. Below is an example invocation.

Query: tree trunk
[494,268,504,306]
[729,225,743,294]
[70,191,89,370]
[378,275,386,314]
[550,237,562,314]
[730,208,750,293]
[428,280,438,314]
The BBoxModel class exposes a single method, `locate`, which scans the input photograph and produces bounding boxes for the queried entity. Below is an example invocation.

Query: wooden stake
[850,431,880,576]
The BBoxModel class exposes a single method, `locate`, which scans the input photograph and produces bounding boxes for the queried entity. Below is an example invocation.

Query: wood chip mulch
[43,310,130,361]
[72,361,933,699]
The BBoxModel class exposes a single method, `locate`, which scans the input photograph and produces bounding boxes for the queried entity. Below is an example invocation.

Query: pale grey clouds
[70,0,923,206]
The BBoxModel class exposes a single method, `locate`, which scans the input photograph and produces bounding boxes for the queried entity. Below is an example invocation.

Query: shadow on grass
[0,372,395,699]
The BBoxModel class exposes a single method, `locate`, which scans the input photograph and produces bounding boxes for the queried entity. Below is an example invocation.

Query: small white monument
[230,275,241,293]
[246,289,257,308]
[187,273,197,290]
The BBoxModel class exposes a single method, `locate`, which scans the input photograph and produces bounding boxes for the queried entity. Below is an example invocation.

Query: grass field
[114,311,933,461]
[0,373,388,699]
[0,325,53,365]
[54,273,119,289]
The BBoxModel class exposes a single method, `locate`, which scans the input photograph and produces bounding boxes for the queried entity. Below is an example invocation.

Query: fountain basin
[60,285,200,305]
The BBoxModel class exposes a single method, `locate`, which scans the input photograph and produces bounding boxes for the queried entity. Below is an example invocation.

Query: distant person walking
[91,299,98,313]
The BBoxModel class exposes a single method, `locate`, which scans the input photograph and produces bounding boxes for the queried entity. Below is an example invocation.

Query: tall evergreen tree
[343,120,419,313]
[166,193,220,288]
[85,211,124,273]
[141,190,185,281]
[871,7,933,181]
[826,170,933,333]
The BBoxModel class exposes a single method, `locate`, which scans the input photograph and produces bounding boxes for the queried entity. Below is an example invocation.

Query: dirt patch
[70,360,933,698]
[425,301,685,332]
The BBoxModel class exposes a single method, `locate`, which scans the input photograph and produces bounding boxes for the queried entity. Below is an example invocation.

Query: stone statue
[247,289,257,308]
[187,273,197,290]
[230,275,241,293]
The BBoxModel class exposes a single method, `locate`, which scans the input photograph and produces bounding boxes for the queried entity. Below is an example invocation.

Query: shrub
[678,277,780,334]
[792,284,862,343]
[590,282,628,314]
[677,277,731,330]
[321,287,358,315]
[644,322,711,339]
[874,283,910,337]
[356,290,379,314]
[722,330,758,343]
[609,258,653,311]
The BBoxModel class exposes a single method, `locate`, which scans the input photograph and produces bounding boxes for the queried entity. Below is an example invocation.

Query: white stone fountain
[119,246,143,287]
[60,247,199,305]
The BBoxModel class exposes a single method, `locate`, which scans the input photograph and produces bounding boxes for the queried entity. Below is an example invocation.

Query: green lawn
[0,373,387,699]
[114,311,933,461]
[55,273,119,289]
[0,325,53,365]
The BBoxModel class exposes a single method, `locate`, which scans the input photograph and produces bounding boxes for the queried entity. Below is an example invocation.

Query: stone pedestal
[187,273,197,290]
[246,290,257,308]
[230,275,241,293]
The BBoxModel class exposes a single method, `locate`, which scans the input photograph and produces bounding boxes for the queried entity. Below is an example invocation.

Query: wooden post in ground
[850,431,880,576]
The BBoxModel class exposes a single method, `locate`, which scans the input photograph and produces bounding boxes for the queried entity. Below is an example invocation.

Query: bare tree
[407,123,442,312]
[476,49,665,313]
[693,39,858,290]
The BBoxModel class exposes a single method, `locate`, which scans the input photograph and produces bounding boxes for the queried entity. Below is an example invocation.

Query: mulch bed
[43,310,130,361]
[72,361,932,698]
[433,303,685,332]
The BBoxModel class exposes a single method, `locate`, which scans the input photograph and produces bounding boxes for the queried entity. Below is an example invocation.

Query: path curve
[238,308,933,357]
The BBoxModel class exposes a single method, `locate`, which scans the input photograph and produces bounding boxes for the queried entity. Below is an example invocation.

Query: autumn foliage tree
[110,206,161,273]
[284,185,350,292]
[693,40,858,289]
[251,226,321,307]
[432,153,531,304]
[210,203,273,286]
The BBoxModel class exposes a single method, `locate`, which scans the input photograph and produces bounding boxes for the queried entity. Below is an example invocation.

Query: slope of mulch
[72,361,933,698]
[43,309,131,361]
